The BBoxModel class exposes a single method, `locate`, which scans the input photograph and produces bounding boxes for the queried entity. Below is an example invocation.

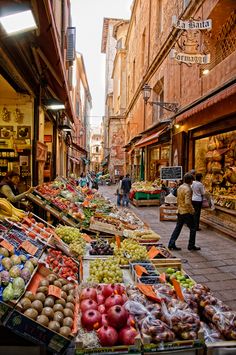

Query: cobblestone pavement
[99,184,236,310]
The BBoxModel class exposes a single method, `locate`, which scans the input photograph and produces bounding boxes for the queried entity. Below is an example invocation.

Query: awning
[135,127,167,148]
[81,157,90,165]
[71,142,87,155]
[68,155,81,164]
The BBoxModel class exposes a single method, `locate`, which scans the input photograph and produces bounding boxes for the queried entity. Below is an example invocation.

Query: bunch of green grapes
[55,226,82,244]
[112,239,148,265]
[69,238,86,256]
[88,258,123,283]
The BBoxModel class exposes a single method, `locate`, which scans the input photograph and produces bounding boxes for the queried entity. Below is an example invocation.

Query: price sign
[148,246,160,259]
[136,283,162,303]
[81,234,92,243]
[48,285,62,299]
[172,278,184,301]
[135,265,148,277]
[160,166,182,181]
[0,239,14,253]
[115,235,121,248]
[21,240,38,256]
[159,272,166,283]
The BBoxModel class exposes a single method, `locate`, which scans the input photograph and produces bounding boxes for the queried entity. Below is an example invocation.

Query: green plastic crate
[135,192,160,200]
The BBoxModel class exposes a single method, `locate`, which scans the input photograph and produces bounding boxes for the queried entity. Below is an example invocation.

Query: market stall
[0,180,236,355]
[130,181,163,207]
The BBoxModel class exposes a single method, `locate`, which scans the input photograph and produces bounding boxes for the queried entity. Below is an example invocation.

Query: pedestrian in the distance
[168,173,200,251]
[78,172,88,188]
[116,175,124,206]
[192,173,205,231]
[121,174,132,207]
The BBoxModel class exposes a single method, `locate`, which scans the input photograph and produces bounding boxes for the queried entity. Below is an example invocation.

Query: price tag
[48,285,62,299]
[148,246,160,259]
[159,272,166,283]
[135,264,148,277]
[81,234,92,243]
[0,239,14,253]
[136,283,162,303]
[21,240,38,256]
[172,278,184,301]
[115,235,121,248]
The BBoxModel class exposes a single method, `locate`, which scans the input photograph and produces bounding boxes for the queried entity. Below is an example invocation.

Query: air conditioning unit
[66,27,76,62]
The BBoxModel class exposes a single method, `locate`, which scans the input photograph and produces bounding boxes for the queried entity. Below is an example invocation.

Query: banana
[11,205,25,219]
[0,198,13,215]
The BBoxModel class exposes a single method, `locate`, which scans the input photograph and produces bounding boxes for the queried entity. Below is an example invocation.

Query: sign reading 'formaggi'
[172,16,212,30]
[170,49,211,65]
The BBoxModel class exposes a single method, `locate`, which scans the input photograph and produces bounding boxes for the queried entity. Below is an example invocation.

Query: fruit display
[109,209,145,228]
[113,239,149,266]
[88,258,123,283]
[0,198,25,222]
[165,268,195,289]
[0,248,38,302]
[131,181,162,192]
[146,244,173,258]
[35,183,61,198]
[18,271,78,338]
[55,226,86,256]
[130,261,159,284]
[44,248,79,281]
[89,239,113,256]
[20,216,54,241]
[78,284,138,347]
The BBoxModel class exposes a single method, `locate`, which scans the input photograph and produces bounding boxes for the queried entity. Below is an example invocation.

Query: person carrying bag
[116,176,124,206]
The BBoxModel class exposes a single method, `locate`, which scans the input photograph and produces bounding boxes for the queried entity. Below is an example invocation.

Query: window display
[195,130,236,210]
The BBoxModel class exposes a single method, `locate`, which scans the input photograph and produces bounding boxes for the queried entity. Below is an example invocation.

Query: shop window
[195,130,236,210]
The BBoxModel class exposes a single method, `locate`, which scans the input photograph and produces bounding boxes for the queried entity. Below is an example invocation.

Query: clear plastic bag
[201,322,224,343]
[141,314,175,343]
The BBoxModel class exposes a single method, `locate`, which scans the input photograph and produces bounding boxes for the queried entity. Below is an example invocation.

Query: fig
[20,297,31,311]
[63,308,73,318]
[44,296,55,308]
[35,292,46,303]
[19,254,27,262]
[20,268,31,283]
[36,314,49,326]
[9,265,21,278]
[63,317,73,328]
[59,326,71,337]
[48,320,60,332]
[67,283,74,291]
[10,255,21,265]
[25,291,35,301]
[24,308,38,320]
[2,257,12,270]
[42,307,54,319]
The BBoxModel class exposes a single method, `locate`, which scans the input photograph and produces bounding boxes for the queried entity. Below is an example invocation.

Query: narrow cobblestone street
[100,184,236,311]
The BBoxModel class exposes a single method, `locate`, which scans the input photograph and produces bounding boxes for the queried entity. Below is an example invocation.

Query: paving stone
[218,289,236,301]
[206,272,235,281]
[204,280,236,291]
[191,275,209,283]
[191,267,219,275]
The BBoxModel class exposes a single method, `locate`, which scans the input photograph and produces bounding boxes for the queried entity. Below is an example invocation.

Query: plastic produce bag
[141,314,175,343]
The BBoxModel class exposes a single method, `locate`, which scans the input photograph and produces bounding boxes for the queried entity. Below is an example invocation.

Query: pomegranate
[80,299,98,313]
[101,314,109,326]
[107,305,128,329]
[115,284,125,295]
[98,304,106,314]
[97,325,118,346]
[105,294,123,309]
[97,294,105,305]
[122,294,128,304]
[81,309,101,331]
[119,326,138,345]
[80,287,97,302]
[102,284,116,298]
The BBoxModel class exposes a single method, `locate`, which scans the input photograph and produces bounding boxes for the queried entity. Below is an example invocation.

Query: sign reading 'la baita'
[172,16,212,30]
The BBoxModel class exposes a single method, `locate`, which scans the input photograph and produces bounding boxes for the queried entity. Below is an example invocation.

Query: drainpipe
[32,95,39,186]
[61,0,65,54]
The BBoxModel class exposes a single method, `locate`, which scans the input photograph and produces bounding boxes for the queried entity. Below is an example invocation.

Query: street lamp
[0,9,37,35]
[141,84,179,113]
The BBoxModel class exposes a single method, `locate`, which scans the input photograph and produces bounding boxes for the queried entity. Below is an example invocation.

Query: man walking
[168,173,200,251]
[121,174,132,207]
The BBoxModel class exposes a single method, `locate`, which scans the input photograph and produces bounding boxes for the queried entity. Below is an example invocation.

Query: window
[127,75,130,102]
[141,29,146,68]
[96,146,99,153]
[116,38,123,50]
[132,60,135,92]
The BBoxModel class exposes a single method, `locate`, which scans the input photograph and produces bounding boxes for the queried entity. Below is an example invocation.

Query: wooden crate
[206,341,236,355]
[89,220,123,236]
[160,204,177,221]
[132,198,160,207]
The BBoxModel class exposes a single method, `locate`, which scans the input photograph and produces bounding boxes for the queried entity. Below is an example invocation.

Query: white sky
[71,0,132,126]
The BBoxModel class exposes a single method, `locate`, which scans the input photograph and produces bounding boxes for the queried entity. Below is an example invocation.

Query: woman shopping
[116,176,124,206]
[192,173,205,231]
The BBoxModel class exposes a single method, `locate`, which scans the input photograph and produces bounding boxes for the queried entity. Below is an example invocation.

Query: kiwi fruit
[55,298,66,307]
[37,286,48,295]
[25,291,35,302]
[42,307,54,319]
[63,317,73,328]
[68,289,75,297]
[46,274,57,284]
[53,304,64,312]
[39,279,49,287]
[59,326,71,338]
[65,302,74,311]
[62,285,69,293]
[20,297,31,311]
[35,292,46,303]
[61,291,67,300]
[63,308,73,318]
[53,311,64,324]
[53,280,62,288]
[67,283,74,291]
[31,300,43,313]
[58,278,67,286]
[66,295,75,304]
[24,308,38,320]
[36,315,49,326]
[44,296,55,308]
[48,320,60,333]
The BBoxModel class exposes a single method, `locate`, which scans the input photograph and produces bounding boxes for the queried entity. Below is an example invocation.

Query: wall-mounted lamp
[202,69,210,75]
[142,84,179,113]
[0,9,37,35]
[44,99,65,110]
[174,123,181,129]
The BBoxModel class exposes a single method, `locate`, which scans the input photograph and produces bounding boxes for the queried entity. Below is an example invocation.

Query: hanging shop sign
[36,141,48,162]
[160,166,182,181]
[170,49,210,65]
[172,16,212,30]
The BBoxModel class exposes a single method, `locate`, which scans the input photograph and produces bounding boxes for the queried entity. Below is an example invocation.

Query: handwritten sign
[115,235,121,248]
[0,239,14,253]
[135,265,148,277]
[81,234,92,243]
[21,240,38,256]
[172,278,184,301]
[48,285,62,299]
[148,246,160,259]
[160,166,182,181]
[136,284,162,303]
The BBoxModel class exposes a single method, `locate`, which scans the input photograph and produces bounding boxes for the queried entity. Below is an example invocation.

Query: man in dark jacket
[121,174,132,207]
